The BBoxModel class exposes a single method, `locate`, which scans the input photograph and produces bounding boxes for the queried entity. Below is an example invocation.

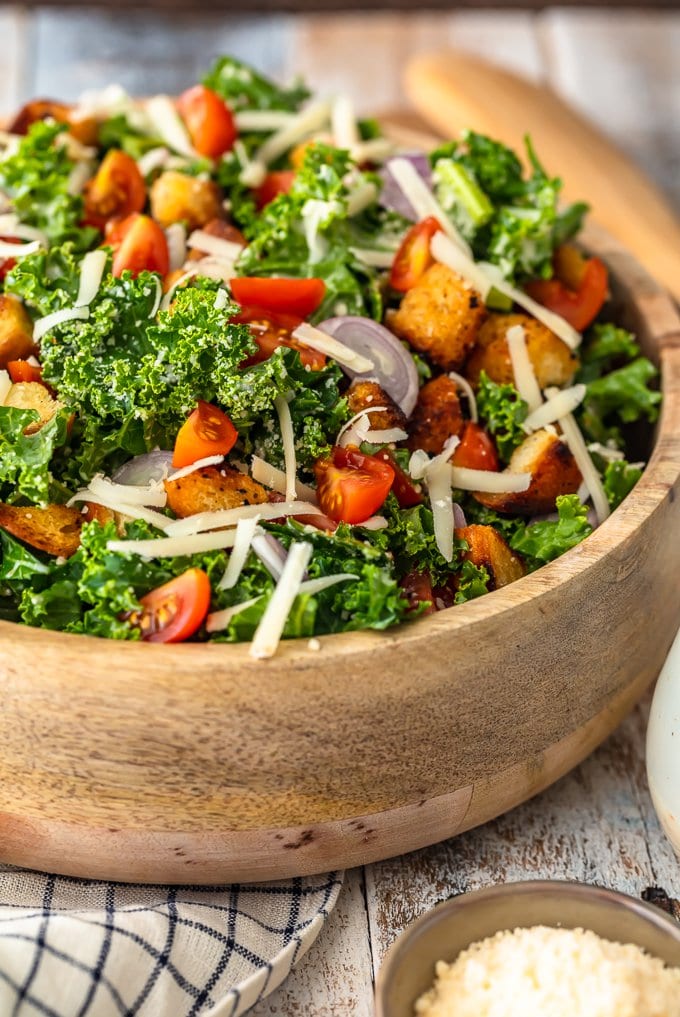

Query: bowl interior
[376,881,680,1017]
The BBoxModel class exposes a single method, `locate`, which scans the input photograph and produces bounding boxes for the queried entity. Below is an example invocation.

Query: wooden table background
[1,6,678,1013]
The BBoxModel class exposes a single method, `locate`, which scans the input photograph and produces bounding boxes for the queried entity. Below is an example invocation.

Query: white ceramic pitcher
[647,624,680,856]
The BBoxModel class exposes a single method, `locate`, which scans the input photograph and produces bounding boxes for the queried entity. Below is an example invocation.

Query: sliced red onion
[318,316,419,417]
[452,503,467,529]
[251,532,288,580]
[380,153,432,220]
[113,450,174,487]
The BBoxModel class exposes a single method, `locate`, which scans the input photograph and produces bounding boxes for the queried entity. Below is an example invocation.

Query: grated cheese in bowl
[414,925,680,1017]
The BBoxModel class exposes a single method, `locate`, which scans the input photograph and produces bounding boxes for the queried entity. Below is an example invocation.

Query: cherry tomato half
[230,277,326,319]
[452,421,500,472]
[525,244,608,332]
[254,170,296,209]
[177,85,237,159]
[314,445,395,524]
[7,360,43,384]
[83,149,146,231]
[373,449,423,508]
[107,213,169,278]
[172,400,238,468]
[127,568,211,643]
[233,306,326,371]
[390,216,440,293]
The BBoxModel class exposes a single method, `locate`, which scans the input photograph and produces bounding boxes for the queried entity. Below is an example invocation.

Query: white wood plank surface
[0,8,678,1014]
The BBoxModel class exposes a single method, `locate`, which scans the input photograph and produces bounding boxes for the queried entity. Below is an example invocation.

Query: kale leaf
[0,122,99,251]
[475,371,528,463]
[509,494,592,569]
[431,131,588,283]
[203,56,309,112]
[0,405,71,505]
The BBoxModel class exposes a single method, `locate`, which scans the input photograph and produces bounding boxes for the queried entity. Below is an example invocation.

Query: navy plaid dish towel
[0,864,343,1017]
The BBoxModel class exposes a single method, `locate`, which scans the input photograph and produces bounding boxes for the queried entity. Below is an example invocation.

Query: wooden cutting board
[401,50,680,303]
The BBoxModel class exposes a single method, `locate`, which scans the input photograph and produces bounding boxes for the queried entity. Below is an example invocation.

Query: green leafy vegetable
[476,371,528,463]
[509,494,592,569]
[579,358,661,445]
[431,131,588,283]
[203,56,309,112]
[0,406,71,505]
[603,459,643,510]
[454,560,490,603]
[0,122,98,250]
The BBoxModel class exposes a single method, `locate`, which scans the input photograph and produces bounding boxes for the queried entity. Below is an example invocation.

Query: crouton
[465,312,580,389]
[390,263,487,371]
[8,99,99,146]
[186,218,247,260]
[4,382,61,434]
[0,503,82,557]
[455,524,525,590]
[164,465,268,519]
[347,380,407,431]
[150,171,223,231]
[0,296,37,368]
[473,428,582,515]
[406,375,464,454]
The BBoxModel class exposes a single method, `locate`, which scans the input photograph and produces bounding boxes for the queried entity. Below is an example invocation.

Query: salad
[0,57,661,656]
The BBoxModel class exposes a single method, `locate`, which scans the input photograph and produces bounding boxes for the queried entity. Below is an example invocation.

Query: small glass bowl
[374,879,680,1017]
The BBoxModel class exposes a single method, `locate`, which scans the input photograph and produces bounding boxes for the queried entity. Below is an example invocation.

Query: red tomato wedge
[129,568,211,643]
[390,216,440,292]
[172,400,238,468]
[452,422,500,472]
[373,449,423,507]
[230,277,326,318]
[314,445,395,524]
[107,213,170,278]
[7,359,44,384]
[177,85,237,159]
[83,149,146,231]
[525,244,608,332]
[254,170,296,209]
[232,306,326,371]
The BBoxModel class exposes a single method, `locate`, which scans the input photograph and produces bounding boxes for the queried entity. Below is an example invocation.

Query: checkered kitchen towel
[0,865,343,1017]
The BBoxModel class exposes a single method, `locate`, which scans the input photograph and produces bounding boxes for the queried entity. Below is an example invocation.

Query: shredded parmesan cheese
[331,95,361,150]
[545,386,610,525]
[427,459,455,562]
[165,500,322,537]
[447,371,478,422]
[137,146,170,177]
[414,925,680,1017]
[165,453,225,482]
[0,238,42,259]
[273,393,298,502]
[346,180,379,217]
[337,406,389,448]
[68,492,172,531]
[349,247,396,269]
[0,369,11,405]
[506,323,543,412]
[389,159,472,255]
[107,529,238,559]
[206,596,259,633]
[144,95,198,158]
[450,466,532,493]
[188,229,244,260]
[165,222,187,271]
[234,110,296,132]
[251,456,317,503]
[87,473,167,508]
[254,99,331,168]
[292,322,374,373]
[218,516,260,590]
[33,305,90,342]
[74,249,108,308]
[0,214,47,245]
[523,384,586,433]
[249,541,313,659]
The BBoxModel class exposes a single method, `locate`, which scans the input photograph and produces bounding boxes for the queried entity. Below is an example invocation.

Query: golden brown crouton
[465,312,580,389]
[4,382,61,434]
[473,428,582,515]
[0,503,82,557]
[150,171,223,231]
[455,524,525,590]
[390,263,487,371]
[347,380,407,431]
[8,99,99,146]
[0,296,37,368]
[406,375,464,454]
[164,466,268,519]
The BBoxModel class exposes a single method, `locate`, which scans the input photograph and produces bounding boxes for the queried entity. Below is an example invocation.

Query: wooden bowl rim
[2,223,679,669]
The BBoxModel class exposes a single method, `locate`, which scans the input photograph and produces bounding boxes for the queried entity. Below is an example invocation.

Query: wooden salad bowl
[1,222,679,884]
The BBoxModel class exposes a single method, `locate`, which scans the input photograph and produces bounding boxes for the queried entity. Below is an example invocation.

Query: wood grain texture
[0,226,678,884]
